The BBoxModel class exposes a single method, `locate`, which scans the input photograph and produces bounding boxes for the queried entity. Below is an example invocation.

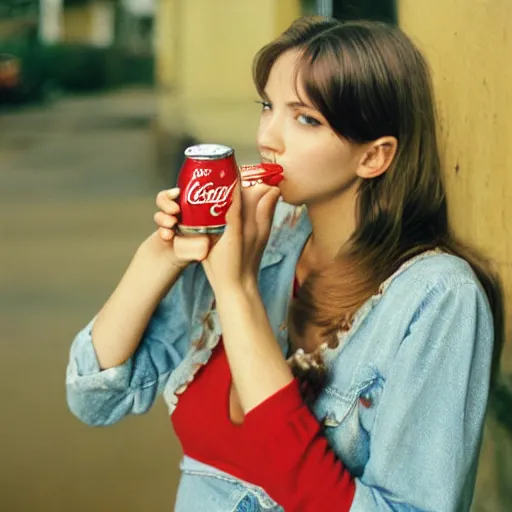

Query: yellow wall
[399,0,512,370]
[62,5,93,44]
[276,0,302,34]
[155,0,301,155]
[154,0,179,89]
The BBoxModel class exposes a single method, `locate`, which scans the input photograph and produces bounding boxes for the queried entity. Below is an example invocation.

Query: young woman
[66,17,503,512]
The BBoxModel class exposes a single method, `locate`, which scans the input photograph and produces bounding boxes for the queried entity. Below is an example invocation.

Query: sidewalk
[0,88,183,512]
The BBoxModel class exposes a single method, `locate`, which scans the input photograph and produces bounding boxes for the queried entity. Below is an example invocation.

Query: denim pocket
[313,376,383,476]
[357,374,384,434]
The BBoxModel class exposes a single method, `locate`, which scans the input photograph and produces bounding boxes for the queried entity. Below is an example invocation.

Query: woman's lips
[240,163,284,186]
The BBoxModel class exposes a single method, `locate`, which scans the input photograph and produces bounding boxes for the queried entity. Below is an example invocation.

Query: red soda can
[177,144,239,235]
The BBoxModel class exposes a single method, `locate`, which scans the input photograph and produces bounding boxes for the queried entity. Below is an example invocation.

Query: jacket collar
[260,202,312,270]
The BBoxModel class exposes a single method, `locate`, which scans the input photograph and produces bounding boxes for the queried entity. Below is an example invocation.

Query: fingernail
[167,188,180,199]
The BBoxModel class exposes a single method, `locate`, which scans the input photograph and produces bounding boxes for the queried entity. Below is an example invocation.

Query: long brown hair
[253,17,504,386]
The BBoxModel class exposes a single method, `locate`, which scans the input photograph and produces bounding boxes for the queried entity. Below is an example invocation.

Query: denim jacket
[66,200,494,512]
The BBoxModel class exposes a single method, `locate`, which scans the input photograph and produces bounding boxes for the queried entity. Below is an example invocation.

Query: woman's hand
[152,187,212,269]
[201,181,281,296]
[152,182,281,293]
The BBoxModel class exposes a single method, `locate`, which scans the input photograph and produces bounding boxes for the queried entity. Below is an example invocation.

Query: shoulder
[375,253,494,345]
[384,251,487,301]
[366,251,494,343]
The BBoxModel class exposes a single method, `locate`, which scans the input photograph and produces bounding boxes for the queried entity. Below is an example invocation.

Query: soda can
[177,144,239,235]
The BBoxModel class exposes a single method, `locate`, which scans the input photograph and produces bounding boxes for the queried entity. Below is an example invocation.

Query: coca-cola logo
[187,180,236,217]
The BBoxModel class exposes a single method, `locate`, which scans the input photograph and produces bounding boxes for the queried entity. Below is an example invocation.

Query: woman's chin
[277,189,305,207]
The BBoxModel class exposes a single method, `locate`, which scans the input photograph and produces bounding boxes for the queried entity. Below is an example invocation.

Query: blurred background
[0,0,510,510]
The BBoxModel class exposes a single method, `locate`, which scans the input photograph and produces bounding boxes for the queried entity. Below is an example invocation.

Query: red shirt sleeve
[244,378,355,511]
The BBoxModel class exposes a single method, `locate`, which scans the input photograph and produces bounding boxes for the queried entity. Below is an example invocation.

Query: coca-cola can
[177,143,239,235]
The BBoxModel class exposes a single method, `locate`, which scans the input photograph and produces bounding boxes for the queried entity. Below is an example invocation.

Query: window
[332,0,396,24]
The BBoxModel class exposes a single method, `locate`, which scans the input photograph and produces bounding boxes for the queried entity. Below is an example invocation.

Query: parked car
[0,25,51,105]
[0,52,20,86]
[0,52,22,101]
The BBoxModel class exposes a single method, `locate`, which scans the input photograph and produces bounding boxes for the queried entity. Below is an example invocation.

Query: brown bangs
[252,17,341,103]
[253,22,401,144]
[253,42,284,99]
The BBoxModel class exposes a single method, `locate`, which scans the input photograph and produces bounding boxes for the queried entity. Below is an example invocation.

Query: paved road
[0,90,184,512]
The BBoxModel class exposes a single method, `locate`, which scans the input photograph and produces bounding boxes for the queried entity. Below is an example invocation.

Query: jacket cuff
[69,317,103,376]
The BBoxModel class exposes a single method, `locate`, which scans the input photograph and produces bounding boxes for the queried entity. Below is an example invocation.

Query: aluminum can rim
[184,143,234,160]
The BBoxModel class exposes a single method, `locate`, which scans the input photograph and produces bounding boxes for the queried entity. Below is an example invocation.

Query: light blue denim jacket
[66,200,494,512]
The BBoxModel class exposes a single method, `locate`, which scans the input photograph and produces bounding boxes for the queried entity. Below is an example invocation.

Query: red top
[171,282,355,511]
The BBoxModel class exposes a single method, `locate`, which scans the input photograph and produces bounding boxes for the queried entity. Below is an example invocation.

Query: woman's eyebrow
[286,100,315,109]
[261,91,319,112]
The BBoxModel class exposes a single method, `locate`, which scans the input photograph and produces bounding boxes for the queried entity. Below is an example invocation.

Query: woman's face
[257,50,364,207]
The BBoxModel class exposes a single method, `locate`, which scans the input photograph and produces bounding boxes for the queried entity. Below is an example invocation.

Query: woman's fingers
[158,227,175,241]
[225,182,243,235]
[154,211,179,243]
[154,211,178,229]
[156,188,181,215]
[240,183,280,244]
[155,188,181,242]
[240,182,264,243]
[255,187,281,242]
[153,183,279,265]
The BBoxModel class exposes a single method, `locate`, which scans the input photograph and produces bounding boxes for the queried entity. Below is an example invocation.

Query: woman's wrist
[213,276,260,305]
[139,232,188,274]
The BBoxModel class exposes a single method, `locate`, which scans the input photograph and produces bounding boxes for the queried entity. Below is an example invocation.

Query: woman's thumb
[173,234,211,262]
[225,182,242,234]
[256,187,281,239]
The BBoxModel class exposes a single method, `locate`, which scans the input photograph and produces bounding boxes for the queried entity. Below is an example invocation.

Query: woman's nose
[257,116,285,157]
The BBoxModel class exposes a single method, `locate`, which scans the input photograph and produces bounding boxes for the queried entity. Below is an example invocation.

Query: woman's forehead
[266,50,310,100]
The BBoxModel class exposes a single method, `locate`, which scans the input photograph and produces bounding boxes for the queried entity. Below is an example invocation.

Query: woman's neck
[297,185,358,282]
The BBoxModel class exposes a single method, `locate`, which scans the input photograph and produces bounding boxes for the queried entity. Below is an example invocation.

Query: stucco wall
[399,2,512,509]
[154,0,301,165]
[399,0,511,371]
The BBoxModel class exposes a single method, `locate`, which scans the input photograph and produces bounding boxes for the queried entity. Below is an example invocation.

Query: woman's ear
[356,136,398,179]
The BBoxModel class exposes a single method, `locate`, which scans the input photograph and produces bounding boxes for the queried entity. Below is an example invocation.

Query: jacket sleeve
[66,267,195,426]
[243,280,494,511]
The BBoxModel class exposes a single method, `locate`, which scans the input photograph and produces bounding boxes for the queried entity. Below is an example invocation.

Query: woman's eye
[257,101,272,112]
[297,114,321,127]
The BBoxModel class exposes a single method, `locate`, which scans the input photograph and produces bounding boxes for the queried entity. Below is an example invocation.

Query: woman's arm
[65,234,196,426]
[215,283,293,413]
[91,232,185,369]
[91,187,212,369]
[66,187,211,426]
